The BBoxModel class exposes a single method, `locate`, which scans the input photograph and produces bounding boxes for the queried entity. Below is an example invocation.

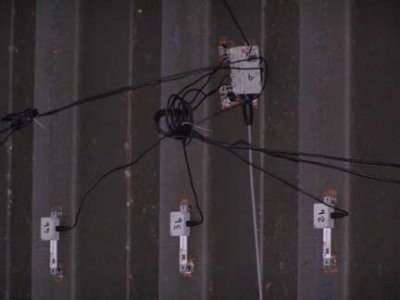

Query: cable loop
[154,94,194,145]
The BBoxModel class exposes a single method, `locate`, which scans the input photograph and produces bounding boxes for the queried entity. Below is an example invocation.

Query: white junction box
[229,45,262,95]
[313,203,334,229]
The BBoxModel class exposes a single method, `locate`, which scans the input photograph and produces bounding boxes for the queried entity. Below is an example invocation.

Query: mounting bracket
[40,210,63,279]
[170,199,194,276]
[313,189,338,273]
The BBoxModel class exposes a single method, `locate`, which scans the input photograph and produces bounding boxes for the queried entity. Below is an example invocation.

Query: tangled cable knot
[154,94,195,145]
[1,108,38,131]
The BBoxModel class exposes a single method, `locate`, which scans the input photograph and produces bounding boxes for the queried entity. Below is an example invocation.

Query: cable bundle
[154,94,194,145]
[3,0,400,237]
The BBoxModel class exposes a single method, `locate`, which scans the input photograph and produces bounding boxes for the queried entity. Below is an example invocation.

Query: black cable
[192,75,230,111]
[182,142,204,227]
[196,94,254,124]
[265,152,400,185]
[153,63,234,228]
[177,71,215,98]
[154,65,221,145]
[225,138,400,169]
[56,137,165,232]
[221,0,250,45]
[198,136,400,185]
[182,88,207,101]
[197,97,400,171]
[270,150,400,169]
[0,66,219,145]
[1,108,38,128]
[243,95,254,125]
[38,67,218,118]
[57,65,218,232]
[177,58,230,111]
[186,60,229,107]
[176,52,265,122]
[58,59,216,232]
[153,67,224,228]
[201,136,349,218]
[0,58,260,130]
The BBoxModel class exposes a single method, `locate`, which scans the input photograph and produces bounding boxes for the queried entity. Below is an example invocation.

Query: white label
[313,204,334,229]
[170,211,190,236]
[40,216,60,241]
[229,46,262,95]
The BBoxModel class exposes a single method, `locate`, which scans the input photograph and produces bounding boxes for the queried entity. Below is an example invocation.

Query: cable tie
[1,108,38,131]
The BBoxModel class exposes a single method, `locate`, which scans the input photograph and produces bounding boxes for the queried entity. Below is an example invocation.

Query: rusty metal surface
[0,0,400,299]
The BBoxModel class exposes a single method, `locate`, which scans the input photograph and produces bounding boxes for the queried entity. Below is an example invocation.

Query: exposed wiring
[221,0,250,45]
[206,138,400,185]
[56,63,223,232]
[0,108,38,142]
[55,63,226,232]
[192,75,230,111]
[197,57,268,124]
[56,137,165,232]
[195,133,349,218]
[154,69,219,223]
[196,97,247,124]
[0,66,217,145]
[37,67,220,118]
[267,152,400,185]
[52,58,250,232]
[0,58,262,143]
[218,2,264,297]
[269,150,400,169]
[152,52,266,229]
[182,142,204,227]
[8,5,400,296]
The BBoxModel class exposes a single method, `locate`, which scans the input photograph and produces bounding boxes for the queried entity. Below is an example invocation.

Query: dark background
[0,0,399,299]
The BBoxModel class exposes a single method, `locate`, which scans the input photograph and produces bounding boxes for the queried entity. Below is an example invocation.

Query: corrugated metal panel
[0,0,399,299]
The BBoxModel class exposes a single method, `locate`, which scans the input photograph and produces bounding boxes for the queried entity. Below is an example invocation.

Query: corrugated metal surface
[350,1,400,299]
[0,0,399,299]
[0,1,36,299]
[298,1,351,299]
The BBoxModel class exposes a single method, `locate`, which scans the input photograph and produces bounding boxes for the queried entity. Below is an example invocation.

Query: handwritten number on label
[317,209,326,222]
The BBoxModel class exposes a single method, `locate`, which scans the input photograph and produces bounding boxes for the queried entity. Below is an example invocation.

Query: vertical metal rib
[258,0,267,283]
[5,0,15,298]
[247,125,264,300]
[125,1,135,298]
[70,1,81,298]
